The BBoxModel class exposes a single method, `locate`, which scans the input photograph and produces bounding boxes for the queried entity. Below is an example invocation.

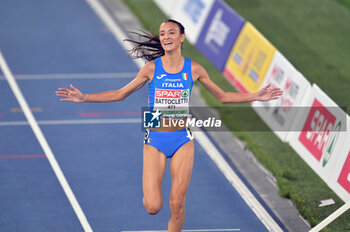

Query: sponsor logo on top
[157,74,167,79]
[156,89,182,99]
[155,89,190,99]
[181,89,189,98]
[165,79,181,82]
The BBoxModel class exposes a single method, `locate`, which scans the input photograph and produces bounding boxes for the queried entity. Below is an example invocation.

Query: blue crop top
[148,57,194,115]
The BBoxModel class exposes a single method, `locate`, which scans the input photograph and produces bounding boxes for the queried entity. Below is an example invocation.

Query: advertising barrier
[328,116,350,202]
[153,0,178,18]
[195,0,245,71]
[252,51,311,141]
[172,0,216,44]
[223,22,276,93]
[154,0,350,203]
[286,84,348,189]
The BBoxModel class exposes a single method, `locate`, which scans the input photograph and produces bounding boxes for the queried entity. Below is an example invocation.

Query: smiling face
[159,22,185,53]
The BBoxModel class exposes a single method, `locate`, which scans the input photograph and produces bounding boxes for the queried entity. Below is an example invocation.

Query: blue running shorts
[144,128,194,158]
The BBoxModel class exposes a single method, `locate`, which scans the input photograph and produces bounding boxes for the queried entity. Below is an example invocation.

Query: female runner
[56,19,282,232]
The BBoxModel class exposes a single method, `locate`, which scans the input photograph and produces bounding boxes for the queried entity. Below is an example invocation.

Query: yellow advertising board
[224,22,276,93]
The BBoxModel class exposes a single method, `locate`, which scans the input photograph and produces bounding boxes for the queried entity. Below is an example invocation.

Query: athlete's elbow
[219,98,229,104]
[113,90,127,101]
[117,94,127,101]
[217,94,229,104]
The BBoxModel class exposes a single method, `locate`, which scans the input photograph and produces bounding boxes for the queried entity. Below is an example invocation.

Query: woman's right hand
[56,84,87,103]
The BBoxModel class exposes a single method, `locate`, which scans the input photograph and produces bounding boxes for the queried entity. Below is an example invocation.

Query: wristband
[82,94,88,103]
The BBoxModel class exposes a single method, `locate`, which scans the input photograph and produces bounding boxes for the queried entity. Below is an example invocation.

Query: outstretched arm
[193,62,282,103]
[56,62,154,103]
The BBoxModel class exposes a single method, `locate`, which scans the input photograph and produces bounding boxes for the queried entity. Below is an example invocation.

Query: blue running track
[0,0,273,231]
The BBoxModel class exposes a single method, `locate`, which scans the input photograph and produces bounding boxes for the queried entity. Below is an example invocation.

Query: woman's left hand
[255,83,283,101]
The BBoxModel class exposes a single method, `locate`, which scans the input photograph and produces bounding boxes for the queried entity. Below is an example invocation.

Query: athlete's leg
[142,144,167,215]
[168,140,194,232]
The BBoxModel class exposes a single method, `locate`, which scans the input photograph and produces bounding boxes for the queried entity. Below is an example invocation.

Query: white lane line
[0,72,136,80]
[0,52,93,232]
[86,0,145,68]
[122,229,240,232]
[194,131,283,232]
[0,118,141,126]
[86,1,283,231]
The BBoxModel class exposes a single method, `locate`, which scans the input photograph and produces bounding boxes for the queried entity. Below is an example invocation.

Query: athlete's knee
[144,202,162,215]
[169,198,185,219]
[143,197,163,215]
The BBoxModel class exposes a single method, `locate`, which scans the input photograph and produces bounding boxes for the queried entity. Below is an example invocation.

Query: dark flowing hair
[124,19,185,62]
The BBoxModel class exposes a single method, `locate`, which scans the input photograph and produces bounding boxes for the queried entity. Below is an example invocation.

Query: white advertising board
[252,51,311,141]
[328,115,350,202]
[287,84,348,186]
[153,0,179,18]
[172,0,216,44]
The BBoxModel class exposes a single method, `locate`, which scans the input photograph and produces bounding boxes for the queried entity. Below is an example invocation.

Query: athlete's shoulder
[190,60,207,81]
[143,59,156,71]
[190,60,201,68]
[138,60,156,80]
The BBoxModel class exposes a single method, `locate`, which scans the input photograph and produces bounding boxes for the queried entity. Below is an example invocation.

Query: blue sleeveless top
[149,57,193,115]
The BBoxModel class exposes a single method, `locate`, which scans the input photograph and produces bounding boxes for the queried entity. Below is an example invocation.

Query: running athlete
[56,19,282,232]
